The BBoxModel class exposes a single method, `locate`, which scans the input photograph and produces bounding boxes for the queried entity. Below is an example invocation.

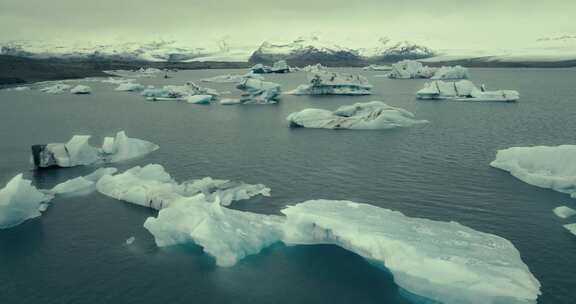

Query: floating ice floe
[236,78,281,104]
[363,64,392,71]
[4,86,31,91]
[388,60,437,79]
[0,174,53,229]
[250,60,291,74]
[417,80,519,102]
[295,63,327,73]
[115,82,145,92]
[101,77,135,84]
[201,73,263,83]
[431,65,470,80]
[564,224,576,236]
[40,83,72,94]
[281,200,541,304]
[50,168,118,195]
[220,98,241,105]
[287,70,372,95]
[70,85,92,94]
[490,145,576,197]
[186,95,213,104]
[96,164,270,210]
[287,101,428,130]
[142,82,218,102]
[31,131,158,168]
[553,206,576,219]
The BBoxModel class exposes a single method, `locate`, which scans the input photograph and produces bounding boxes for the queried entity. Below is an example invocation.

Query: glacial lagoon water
[1,68,576,303]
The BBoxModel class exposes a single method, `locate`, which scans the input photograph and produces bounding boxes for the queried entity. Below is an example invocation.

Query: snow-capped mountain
[359,38,436,62]
[249,36,362,65]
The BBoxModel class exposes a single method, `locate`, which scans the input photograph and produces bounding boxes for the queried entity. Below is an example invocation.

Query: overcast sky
[1,0,575,49]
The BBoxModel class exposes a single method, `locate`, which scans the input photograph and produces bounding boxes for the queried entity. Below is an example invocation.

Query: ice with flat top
[553,206,576,219]
[0,174,53,229]
[70,85,92,94]
[201,73,263,83]
[490,145,576,197]
[287,101,428,130]
[288,70,372,95]
[96,164,270,209]
[418,80,519,102]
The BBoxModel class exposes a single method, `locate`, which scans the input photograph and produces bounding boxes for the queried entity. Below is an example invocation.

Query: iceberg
[490,145,576,197]
[287,70,372,95]
[50,168,117,195]
[417,80,519,102]
[186,95,213,104]
[142,82,218,102]
[39,83,72,94]
[220,98,241,105]
[201,73,263,83]
[250,60,291,74]
[564,223,576,236]
[0,174,53,229]
[31,131,158,168]
[296,63,327,73]
[236,78,281,104]
[431,65,470,80]
[115,82,145,92]
[388,60,437,79]
[553,206,576,219]
[363,64,392,71]
[282,200,541,304]
[70,85,92,94]
[144,195,284,267]
[287,101,428,130]
[96,164,270,210]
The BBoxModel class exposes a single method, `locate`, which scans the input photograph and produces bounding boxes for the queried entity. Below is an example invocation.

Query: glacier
[417,80,519,102]
[96,164,270,210]
[287,101,428,130]
[0,174,53,229]
[553,206,576,219]
[490,145,576,197]
[287,70,372,96]
[32,131,158,168]
[236,78,281,104]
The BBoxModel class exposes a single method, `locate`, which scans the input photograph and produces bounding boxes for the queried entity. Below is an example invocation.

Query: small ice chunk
[186,95,213,104]
[70,85,92,94]
[0,174,53,229]
[115,82,145,92]
[220,98,241,105]
[287,101,428,130]
[102,131,159,163]
[125,236,136,245]
[564,223,576,236]
[553,206,576,219]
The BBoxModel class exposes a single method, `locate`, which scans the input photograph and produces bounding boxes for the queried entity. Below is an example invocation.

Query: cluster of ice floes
[250,60,291,74]
[32,131,158,168]
[287,101,428,130]
[38,83,93,95]
[294,63,327,73]
[141,82,219,103]
[141,195,541,304]
[388,60,469,80]
[417,80,520,102]
[288,70,372,95]
[96,164,270,209]
[201,72,263,83]
[235,78,281,104]
[491,145,576,236]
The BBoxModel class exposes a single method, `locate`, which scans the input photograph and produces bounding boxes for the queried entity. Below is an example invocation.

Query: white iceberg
[96,164,270,210]
[287,70,372,95]
[250,60,291,74]
[32,131,158,168]
[142,83,218,102]
[388,60,437,79]
[287,101,428,130]
[220,98,241,105]
[4,86,31,91]
[564,223,576,236]
[490,145,576,197]
[0,174,53,229]
[70,85,92,94]
[236,78,281,104]
[282,200,541,304]
[144,195,284,267]
[553,206,576,219]
[431,65,470,80]
[50,168,117,195]
[39,83,72,94]
[417,80,519,102]
[115,82,145,92]
[186,95,213,104]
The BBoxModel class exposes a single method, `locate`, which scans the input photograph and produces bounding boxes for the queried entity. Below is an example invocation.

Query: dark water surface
[1,68,575,303]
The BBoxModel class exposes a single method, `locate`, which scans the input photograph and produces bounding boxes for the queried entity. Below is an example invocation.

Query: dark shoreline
[1,54,575,86]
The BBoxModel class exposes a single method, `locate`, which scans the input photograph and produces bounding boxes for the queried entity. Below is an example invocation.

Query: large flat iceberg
[287,101,428,130]
[96,164,270,209]
[142,83,219,102]
[490,145,576,197]
[0,174,53,229]
[417,80,519,102]
[282,200,541,304]
[288,70,372,95]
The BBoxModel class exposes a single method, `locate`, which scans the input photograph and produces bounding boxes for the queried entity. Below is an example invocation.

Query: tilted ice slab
[50,168,118,195]
[144,195,284,267]
[0,174,53,229]
[553,206,576,219]
[32,131,158,168]
[287,70,372,96]
[564,223,576,236]
[490,145,576,197]
[287,101,428,130]
[236,78,281,104]
[282,200,541,304]
[96,164,270,210]
[417,80,519,102]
